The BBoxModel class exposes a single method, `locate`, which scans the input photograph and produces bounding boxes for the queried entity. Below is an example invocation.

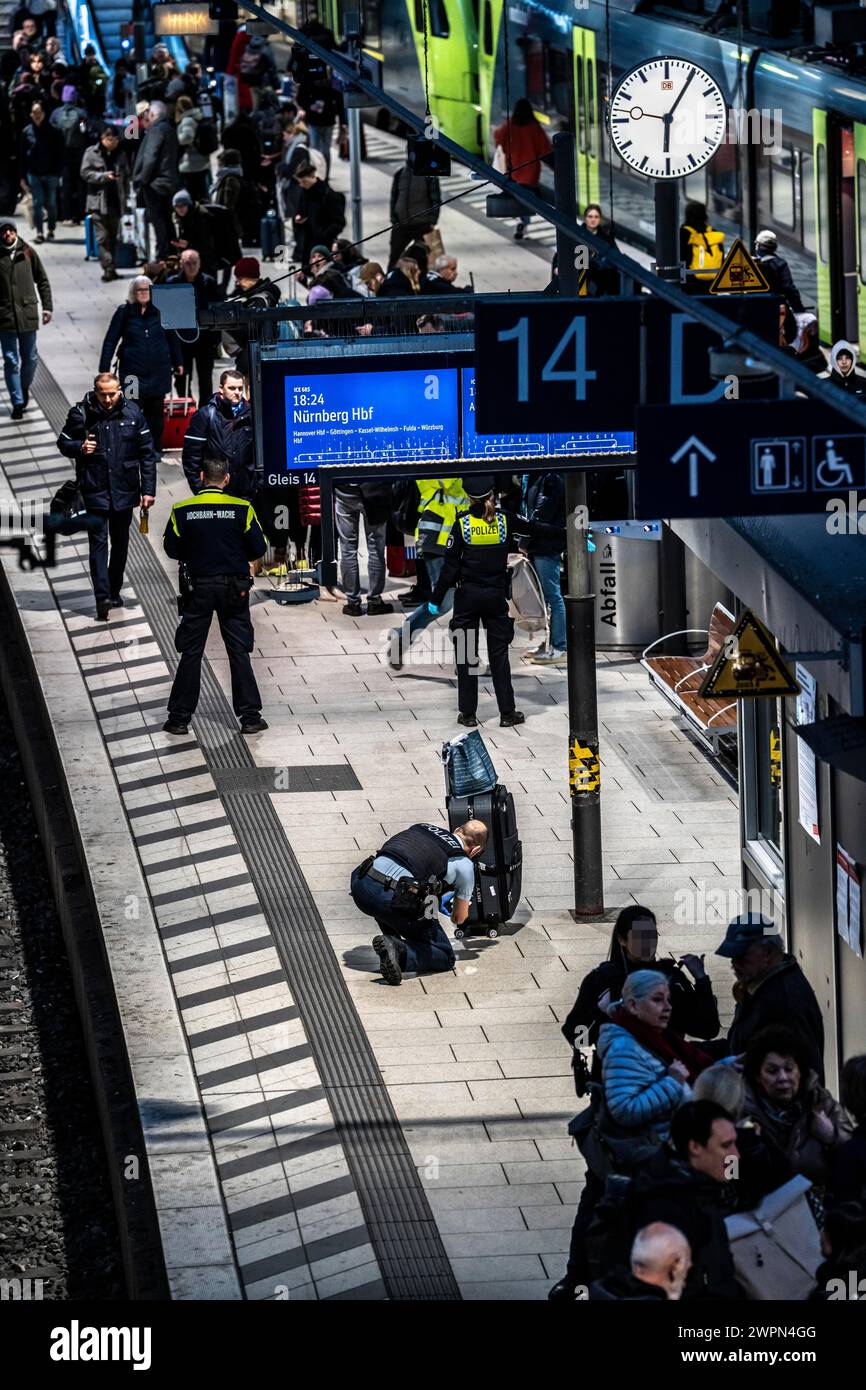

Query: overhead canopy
[670,515,866,716]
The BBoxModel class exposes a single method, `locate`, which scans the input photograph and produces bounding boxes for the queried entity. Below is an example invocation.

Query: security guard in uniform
[163,457,268,736]
[351,819,488,984]
[429,476,565,727]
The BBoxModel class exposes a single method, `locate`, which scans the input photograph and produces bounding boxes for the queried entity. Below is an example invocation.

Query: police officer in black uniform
[350,819,488,985]
[163,457,268,736]
[428,476,565,727]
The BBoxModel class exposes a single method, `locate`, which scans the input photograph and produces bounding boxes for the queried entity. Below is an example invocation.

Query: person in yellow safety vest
[388,476,468,670]
[679,201,725,284]
[427,476,565,727]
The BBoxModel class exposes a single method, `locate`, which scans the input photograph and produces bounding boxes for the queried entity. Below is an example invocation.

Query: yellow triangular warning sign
[708,238,771,295]
[699,610,799,699]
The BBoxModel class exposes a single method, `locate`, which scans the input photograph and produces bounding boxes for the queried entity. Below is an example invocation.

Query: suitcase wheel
[486,926,499,939]
[453,927,465,939]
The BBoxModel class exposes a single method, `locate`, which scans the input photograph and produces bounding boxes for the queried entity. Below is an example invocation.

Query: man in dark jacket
[290,163,345,272]
[589,1222,691,1301]
[388,151,440,267]
[169,189,218,276]
[0,215,52,418]
[630,1103,742,1301]
[223,256,281,379]
[57,372,156,619]
[80,125,127,281]
[20,99,65,242]
[716,914,825,1081]
[334,481,394,617]
[819,340,866,398]
[167,248,223,402]
[753,230,804,313]
[133,100,179,260]
[522,471,566,666]
[182,369,256,499]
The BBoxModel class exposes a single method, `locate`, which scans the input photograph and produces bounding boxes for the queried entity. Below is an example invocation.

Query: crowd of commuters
[548,907,866,1302]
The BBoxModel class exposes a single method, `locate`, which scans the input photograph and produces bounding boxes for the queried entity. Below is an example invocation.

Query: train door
[813,111,863,346]
[572,25,599,213]
[854,122,866,348]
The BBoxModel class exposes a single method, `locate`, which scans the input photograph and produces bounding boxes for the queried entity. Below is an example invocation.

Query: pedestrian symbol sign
[708,238,770,295]
[699,610,799,699]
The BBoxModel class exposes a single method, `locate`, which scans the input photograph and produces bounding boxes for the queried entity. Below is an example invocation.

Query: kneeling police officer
[351,819,488,984]
[163,457,268,736]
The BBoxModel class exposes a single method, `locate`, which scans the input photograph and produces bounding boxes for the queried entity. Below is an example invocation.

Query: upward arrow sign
[670,435,717,498]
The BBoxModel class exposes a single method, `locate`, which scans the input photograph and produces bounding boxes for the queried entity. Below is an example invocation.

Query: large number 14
[497,316,598,402]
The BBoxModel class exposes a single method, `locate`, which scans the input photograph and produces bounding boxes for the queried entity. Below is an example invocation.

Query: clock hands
[662,67,696,153]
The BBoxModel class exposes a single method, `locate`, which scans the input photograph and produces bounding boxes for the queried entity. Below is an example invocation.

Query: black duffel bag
[47,477,89,535]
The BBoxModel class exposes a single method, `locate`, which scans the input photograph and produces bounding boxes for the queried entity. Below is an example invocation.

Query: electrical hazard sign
[699,610,799,698]
[708,238,771,295]
[569,738,600,795]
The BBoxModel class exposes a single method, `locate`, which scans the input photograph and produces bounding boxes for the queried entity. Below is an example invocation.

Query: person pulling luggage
[428,476,565,728]
[350,819,488,985]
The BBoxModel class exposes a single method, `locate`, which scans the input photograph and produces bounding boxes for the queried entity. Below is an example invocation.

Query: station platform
[0,182,733,1302]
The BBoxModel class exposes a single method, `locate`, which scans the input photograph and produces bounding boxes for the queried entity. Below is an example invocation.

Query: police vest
[683,224,725,278]
[460,511,508,546]
[379,823,466,881]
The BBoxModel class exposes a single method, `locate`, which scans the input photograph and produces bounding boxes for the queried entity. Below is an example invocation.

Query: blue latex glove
[427,602,440,616]
[439,891,455,915]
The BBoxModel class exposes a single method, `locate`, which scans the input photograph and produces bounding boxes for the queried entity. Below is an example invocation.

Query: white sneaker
[531,648,568,666]
[524,641,549,660]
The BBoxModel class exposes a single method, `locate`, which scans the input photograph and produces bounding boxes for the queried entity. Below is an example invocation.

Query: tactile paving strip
[30,362,461,1302]
[213,765,363,795]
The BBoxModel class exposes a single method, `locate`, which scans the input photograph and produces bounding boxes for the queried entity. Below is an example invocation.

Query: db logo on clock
[661,80,673,90]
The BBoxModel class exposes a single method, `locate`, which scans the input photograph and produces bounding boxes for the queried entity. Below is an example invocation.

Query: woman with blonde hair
[98,277,183,457]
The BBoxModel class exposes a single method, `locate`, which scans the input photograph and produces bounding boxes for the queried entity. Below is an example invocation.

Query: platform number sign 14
[497,315,597,402]
[608,57,726,181]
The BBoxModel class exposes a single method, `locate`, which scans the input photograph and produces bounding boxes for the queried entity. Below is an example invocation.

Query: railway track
[0,685,123,1302]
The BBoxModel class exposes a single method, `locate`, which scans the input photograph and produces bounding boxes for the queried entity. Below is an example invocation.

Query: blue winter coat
[57,393,157,511]
[98,301,182,399]
[597,1022,690,1146]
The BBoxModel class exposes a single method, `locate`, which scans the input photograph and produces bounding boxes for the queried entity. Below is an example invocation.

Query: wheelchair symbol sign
[812,435,866,491]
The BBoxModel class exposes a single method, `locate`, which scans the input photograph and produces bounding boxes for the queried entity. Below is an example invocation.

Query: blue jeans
[29,173,59,235]
[0,330,38,408]
[308,123,334,177]
[406,556,454,638]
[350,868,456,974]
[533,552,566,651]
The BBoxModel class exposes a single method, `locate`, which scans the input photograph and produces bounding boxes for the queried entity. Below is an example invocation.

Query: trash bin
[591,520,662,649]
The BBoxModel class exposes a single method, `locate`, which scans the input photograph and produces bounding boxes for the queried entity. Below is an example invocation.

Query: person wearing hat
[0,215,52,419]
[753,230,804,313]
[221,256,281,380]
[716,913,824,1082]
[428,477,566,727]
[169,188,218,276]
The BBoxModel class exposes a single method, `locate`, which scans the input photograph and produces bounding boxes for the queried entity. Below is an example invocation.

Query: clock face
[608,57,726,180]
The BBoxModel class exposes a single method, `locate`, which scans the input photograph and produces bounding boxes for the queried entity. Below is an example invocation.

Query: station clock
[608,57,727,180]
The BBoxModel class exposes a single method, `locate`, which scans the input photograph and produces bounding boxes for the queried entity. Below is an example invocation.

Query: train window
[859,159,866,285]
[428,0,450,37]
[683,168,706,203]
[414,0,424,31]
[362,0,380,46]
[769,146,795,230]
[801,150,815,252]
[524,37,545,110]
[549,44,569,120]
[482,1,493,56]
[817,143,827,263]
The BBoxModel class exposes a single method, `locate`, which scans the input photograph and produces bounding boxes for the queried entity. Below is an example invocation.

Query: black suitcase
[446,785,522,938]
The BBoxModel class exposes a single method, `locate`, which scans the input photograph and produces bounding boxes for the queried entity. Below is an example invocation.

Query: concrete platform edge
[0,549,243,1301]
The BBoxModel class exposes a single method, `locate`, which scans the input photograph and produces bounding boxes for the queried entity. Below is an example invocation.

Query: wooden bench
[640,603,738,755]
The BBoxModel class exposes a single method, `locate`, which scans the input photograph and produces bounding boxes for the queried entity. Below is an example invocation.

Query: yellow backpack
[684,224,725,279]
